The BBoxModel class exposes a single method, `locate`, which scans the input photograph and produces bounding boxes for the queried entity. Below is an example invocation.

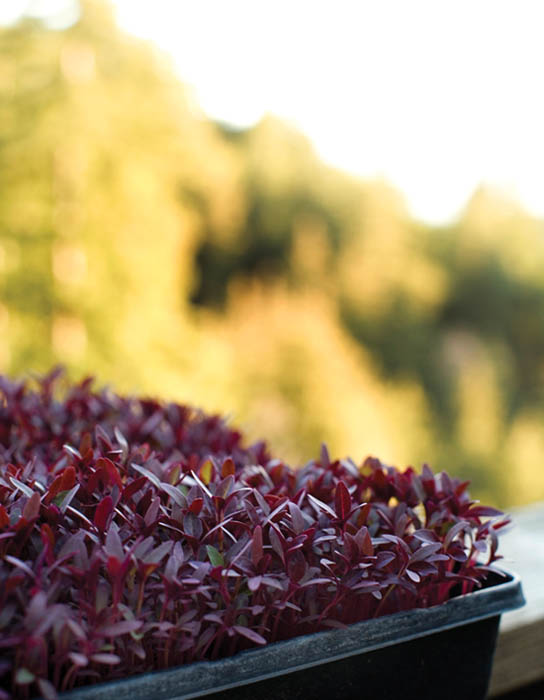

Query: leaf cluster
[0,371,509,699]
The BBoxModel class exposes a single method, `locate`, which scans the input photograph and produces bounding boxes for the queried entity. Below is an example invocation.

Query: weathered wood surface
[489,501,544,697]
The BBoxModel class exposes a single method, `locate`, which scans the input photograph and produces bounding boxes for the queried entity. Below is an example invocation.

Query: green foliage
[1,0,544,507]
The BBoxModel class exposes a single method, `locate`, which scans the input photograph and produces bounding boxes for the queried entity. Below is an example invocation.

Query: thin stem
[373,583,396,618]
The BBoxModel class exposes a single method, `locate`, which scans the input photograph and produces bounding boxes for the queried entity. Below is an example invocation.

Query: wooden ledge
[489,502,544,697]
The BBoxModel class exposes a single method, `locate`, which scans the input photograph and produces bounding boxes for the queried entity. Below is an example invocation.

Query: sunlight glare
[0,0,80,30]
[0,0,28,26]
[112,0,544,224]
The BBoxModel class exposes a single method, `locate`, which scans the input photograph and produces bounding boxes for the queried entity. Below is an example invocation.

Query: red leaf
[308,494,336,519]
[320,443,331,467]
[79,431,92,455]
[356,502,371,527]
[183,512,203,539]
[300,577,331,588]
[287,549,307,582]
[122,476,147,502]
[22,492,41,521]
[221,457,235,477]
[61,466,77,491]
[409,542,442,564]
[189,497,204,515]
[44,474,64,504]
[262,498,289,525]
[334,481,351,520]
[90,653,121,665]
[251,525,263,566]
[144,496,161,526]
[343,532,359,561]
[0,505,9,528]
[105,526,124,560]
[95,425,113,451]
[94,495,114,531]
[4,555,34,578]
[99,620,143,636]
[406,569,421,583]
[215,475,234,501]
[68,652,88,667]
[86,469,100,495]
[107,555,122,578]
[356,525,374,556]
[63,444,82,462]
[161,482,186,507]
[467,505,504,518]
[248,575,262,591]
[232,626,267,645]
[37,678,57,700]
[138,562,159,579]
[253,489,270,515]
[268,526,285,564]
[288,502,305,534]
[96,458,123,489]
[269,463,285,485]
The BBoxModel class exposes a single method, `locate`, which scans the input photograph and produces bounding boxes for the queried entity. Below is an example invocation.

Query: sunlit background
[2,0,544,507]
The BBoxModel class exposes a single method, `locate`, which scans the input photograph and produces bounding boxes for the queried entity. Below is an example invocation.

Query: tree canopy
[2,0,544,506]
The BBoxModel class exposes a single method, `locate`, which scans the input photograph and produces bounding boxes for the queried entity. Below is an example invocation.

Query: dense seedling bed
[0,370,508,699]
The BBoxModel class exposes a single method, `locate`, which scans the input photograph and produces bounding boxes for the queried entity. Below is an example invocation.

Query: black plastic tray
[58,570,524,700]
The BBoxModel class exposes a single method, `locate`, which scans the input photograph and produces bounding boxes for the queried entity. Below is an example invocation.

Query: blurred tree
[0,0,241,388]
[2,0,544,506]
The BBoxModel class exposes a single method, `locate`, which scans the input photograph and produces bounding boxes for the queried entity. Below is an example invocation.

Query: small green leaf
[53,490,70,506]
[15,668,35,685]
[206,544,224,567]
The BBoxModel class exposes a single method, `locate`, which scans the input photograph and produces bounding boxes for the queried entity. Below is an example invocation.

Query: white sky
[3,0,544,224]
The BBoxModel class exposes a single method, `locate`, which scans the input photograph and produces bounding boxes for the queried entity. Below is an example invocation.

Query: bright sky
[4,0,544,224]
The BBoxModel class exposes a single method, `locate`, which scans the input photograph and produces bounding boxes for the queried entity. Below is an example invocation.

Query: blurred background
[1,0,544,507]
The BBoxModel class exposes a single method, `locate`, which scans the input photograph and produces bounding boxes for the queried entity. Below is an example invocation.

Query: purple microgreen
[89,653,121,665]
[232,626,267,645]
[59,484,80,513]
[93,495,114,531]
[307,494,337,519]
[251,525,263,566]
[288,502,306,534]
[4,556,35,579]
[190,470,213,499]
[8,477,34,498]
[22,491,41,521]
[334,481,352,521]
[0,370,508,697]
[130,463,162,490]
